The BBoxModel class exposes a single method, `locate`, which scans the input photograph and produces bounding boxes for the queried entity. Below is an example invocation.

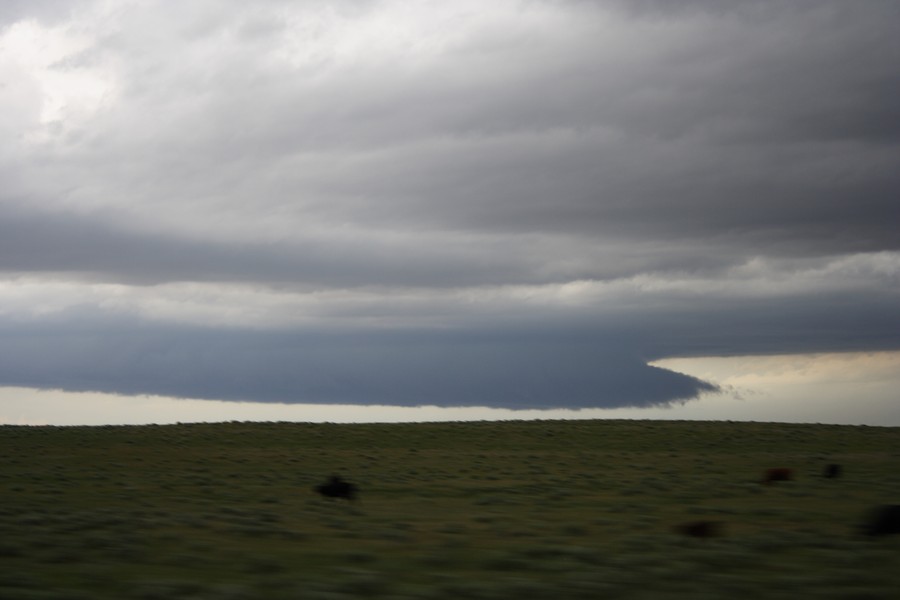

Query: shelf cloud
[1,0,897,409]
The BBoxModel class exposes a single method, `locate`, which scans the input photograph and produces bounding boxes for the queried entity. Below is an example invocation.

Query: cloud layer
[1,0,898,408]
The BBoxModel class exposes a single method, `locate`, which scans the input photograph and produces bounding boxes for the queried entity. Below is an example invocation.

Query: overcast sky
[1,0,898,417]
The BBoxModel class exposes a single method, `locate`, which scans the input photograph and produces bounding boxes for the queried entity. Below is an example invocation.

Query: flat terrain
[1,419,898,599]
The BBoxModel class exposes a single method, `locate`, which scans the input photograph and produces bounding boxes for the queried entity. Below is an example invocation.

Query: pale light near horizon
[1,1,897,422]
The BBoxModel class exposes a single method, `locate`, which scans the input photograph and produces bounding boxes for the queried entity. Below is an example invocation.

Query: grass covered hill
[1,419,899,599]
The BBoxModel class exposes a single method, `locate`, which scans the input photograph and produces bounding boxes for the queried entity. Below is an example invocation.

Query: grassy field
[1,419,898,599]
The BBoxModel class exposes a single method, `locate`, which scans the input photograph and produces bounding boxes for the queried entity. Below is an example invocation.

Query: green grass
[1,419,899,599]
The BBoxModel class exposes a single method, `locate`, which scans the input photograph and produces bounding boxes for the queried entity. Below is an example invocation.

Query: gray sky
[1,0,898,414]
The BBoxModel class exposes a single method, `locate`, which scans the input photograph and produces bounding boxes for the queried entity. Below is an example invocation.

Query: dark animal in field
[823,463,842,479]
[315,475,358,501]
[676,520,723,539]
[861,505,900,536]
[762,468,794,484]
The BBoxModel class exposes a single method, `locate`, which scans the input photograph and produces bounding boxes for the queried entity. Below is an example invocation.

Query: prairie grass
[1,419,899,598]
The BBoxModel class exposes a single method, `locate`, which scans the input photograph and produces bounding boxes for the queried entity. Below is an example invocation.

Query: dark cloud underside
[0,321,718,408]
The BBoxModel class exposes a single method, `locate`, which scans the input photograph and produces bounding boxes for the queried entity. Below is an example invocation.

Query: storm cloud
[1,0,897,409]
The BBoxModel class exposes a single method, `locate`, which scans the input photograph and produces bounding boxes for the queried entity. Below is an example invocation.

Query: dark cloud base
[0,324,717,409]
